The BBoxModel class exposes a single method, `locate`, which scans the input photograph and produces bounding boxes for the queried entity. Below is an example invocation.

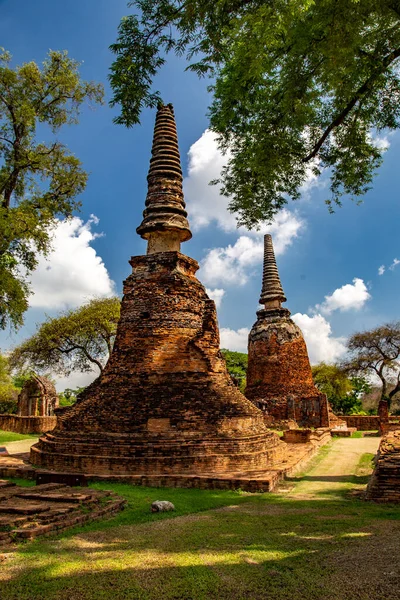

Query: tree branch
[302,46,400,163]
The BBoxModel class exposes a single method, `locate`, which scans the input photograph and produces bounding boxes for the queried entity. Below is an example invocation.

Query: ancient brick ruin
[31,104,284,481]
[17,375,58,417]
[366,430,400,502]
[245,235,329,428]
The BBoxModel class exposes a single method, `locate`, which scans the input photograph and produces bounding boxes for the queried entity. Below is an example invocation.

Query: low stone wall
[341,415,380,430]
[366,430,400,502]
[0,415,57,434]
[282,427,331,446]
[341,415,400,431]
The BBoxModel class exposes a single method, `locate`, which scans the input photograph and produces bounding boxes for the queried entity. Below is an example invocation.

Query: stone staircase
[0,480,125,544]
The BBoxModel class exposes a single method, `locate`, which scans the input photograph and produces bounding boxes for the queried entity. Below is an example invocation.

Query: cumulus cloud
[184,129,314,232]
[220,327,249,353]
[29,216,115,309]
[378,265,385,276]
[292,313,347,364]
[206,288,225,308]
[184,129,234,232]
[389,258,400,271]
[315,278,370,315]
[184,129,304,288]
[200,210,303,287]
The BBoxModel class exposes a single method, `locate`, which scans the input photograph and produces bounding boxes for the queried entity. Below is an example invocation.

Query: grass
[1,440,399,600]
[0,430,38,444]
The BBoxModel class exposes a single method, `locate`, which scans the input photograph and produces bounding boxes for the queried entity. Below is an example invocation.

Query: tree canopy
[342,322,400,409]
[9,297,121,377]
[0,49,104,330]
[221,348,248,392]
[0,353,20,414]
[312,362,371,415]
[110,0,400,227]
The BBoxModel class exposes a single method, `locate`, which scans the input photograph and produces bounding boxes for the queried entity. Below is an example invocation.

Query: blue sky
[1,0,400,390]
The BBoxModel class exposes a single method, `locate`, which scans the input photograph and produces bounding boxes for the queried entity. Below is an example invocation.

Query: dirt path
[3,438,38,455]
[287,436,380,499]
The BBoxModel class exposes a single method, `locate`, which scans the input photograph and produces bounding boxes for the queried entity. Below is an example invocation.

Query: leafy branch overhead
[0,49,104,330]
[110,0,400,227]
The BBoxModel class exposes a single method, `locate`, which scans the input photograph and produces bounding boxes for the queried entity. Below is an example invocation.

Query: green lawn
[0,430,38,444]
[2,448,400,600]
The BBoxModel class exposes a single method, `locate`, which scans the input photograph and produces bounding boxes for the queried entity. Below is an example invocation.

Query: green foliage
[9,297,121,377]
[221,348,247,391]
[312,362,370,415]
[0,49,104,330]
[342,321,400,409]
[58,386,86,406]
[0,353,18,413]
[110,1,400,228]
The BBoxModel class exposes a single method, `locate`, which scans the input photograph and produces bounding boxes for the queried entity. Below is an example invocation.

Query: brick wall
[0,415,57,434]
[366,430,400,502]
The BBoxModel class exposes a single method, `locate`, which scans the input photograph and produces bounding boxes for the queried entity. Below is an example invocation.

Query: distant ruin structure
[31,104,284,483]
[245,234,330,428]
[17,375,58,417]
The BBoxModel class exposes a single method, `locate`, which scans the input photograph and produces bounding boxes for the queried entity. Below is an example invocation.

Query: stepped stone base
[0,480,125,544]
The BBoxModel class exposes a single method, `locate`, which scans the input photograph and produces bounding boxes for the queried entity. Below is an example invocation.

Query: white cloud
[184,129,304,288]
[29,216,115,309]
[292,313,347,364]
[199,210,303,287]
[378,265,385,276]
[184,129,234,232]
[220,327,249,352]
[184,130,307,235]
[389,258,400,271]
[315,278,370,315]
[205,288,225,308]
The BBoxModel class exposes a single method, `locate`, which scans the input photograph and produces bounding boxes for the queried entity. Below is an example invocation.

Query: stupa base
[30,429,285,478]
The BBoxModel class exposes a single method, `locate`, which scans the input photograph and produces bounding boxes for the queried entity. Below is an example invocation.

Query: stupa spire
[259,234,287,309]
[136,103,192,254]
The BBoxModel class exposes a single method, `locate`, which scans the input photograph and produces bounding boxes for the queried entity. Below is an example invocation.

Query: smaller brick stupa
[31,104,284,484]
[245,234,329,428]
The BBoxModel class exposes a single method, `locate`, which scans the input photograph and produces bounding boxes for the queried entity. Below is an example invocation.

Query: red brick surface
[246,308,329,427]
[31,253,284,476]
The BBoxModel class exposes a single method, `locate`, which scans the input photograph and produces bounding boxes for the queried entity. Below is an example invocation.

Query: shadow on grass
[2,492,400,600]
[286,474,371,485]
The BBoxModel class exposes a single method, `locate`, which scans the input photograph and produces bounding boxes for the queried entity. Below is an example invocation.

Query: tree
[9,297,121,377]
[342,322,400,410]
[110,1,400,228]
[312,362,371,414]
[0,49,104,330]
[221,348,248,392]
[58,386,86,407]
[0,353,19,413]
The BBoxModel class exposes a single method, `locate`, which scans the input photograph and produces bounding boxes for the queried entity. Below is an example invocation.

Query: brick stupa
[245,234,330,428]
[31,104,283,481]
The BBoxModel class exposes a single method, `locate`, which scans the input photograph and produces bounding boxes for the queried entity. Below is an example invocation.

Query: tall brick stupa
[245,234,330,428]
[31,104,283,480]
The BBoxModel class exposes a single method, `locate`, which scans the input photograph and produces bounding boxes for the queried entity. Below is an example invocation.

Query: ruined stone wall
[17,376,58,417]
[341,416,380,430]
[366,430,400,502]
[0,415,57,434]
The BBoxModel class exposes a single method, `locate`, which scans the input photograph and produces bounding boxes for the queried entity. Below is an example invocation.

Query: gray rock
[151,500,175,513]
